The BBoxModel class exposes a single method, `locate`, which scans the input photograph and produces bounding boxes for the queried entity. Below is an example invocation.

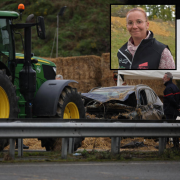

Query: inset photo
[111,5,176,70]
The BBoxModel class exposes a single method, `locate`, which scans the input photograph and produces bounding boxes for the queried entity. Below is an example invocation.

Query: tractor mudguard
[33,80,77,116]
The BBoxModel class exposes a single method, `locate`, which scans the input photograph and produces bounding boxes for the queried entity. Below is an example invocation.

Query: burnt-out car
[81,85,164,120]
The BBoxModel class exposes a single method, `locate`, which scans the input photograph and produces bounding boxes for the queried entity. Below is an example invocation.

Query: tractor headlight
[53,67,56,74]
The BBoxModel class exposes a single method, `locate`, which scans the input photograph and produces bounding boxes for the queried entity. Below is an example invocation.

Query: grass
[111,17,175,69]
[111,29,129,69]
[1,148,180,163]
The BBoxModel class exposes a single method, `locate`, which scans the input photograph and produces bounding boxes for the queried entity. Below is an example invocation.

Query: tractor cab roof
[0,11,19,19]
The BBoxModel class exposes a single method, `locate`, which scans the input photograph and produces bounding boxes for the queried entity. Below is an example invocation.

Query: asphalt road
[0,161,179,180]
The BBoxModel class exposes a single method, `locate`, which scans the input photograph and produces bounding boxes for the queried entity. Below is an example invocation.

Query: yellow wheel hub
[63,102,79,119]
[0,86,10,118]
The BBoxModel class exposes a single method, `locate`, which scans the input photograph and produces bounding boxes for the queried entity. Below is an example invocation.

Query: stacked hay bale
[46,53,117,93]
[100,53,117,87]
[45,54,176,99]
[51,55,102,93]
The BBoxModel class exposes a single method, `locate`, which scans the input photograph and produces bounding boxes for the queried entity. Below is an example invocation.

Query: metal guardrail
[1,121,180,138]
[1,118,179,123]
[0,119,179,159]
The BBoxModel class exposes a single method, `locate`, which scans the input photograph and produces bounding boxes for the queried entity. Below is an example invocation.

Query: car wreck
[81,85,164,120]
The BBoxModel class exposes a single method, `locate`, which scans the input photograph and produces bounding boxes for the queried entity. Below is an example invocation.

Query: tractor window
[0,19,9,47]
[0,18,14,65]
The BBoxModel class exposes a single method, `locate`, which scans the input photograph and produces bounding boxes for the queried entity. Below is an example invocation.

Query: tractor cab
[0,11,18,74]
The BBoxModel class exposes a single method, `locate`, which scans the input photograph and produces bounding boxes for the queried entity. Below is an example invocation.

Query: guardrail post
[111,137,120,155]
[159,137,166,154]
[61,138,68,159]
[9,139,15,159]
[68,138,74,154]
[18,138,23,157]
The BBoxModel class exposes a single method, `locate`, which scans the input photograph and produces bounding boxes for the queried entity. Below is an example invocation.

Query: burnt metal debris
[81,85,164,120]
[120,141,145,148]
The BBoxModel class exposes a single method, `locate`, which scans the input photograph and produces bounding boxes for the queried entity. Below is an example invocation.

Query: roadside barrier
[0,119,180,159]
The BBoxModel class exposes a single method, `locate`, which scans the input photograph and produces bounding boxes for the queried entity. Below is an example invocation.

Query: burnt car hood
[81,86,135,103]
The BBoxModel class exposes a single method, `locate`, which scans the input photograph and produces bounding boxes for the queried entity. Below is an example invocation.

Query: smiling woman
[117,7,175,70]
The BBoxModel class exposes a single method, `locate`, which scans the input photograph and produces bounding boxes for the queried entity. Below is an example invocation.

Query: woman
[117,7,175,69]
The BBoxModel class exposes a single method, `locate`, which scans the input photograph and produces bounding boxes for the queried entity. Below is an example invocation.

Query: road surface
[0,161,179,180]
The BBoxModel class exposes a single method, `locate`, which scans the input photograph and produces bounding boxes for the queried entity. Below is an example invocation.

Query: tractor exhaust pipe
[19,25,36,118]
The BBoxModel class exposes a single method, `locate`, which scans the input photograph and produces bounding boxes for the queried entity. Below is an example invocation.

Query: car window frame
[137,88,148,106]
[145,88,155,104]
[150,89,157,103]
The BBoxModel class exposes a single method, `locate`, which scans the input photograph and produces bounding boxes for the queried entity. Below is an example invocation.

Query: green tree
[146,5,174,21]
[111,5,175,22]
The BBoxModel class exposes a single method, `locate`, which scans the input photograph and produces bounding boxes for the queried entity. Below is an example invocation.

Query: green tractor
[0,5,85,151]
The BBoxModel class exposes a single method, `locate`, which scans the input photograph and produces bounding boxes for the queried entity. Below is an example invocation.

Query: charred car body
[81,85,164,120]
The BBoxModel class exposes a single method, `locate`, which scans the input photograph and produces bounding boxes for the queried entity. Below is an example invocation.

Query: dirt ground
[79,137,175,152]
[4,137,175,151]
[4,139,45,150]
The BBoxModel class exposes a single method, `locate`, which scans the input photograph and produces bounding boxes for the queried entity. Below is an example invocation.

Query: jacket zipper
[130,40,143,69]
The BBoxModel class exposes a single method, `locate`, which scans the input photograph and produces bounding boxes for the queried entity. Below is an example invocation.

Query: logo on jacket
[138,62,149,69]
[119,58,129,64]
[119,66,125,69]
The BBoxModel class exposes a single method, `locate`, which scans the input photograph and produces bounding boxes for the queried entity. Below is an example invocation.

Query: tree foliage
[1,0,124,57]
[111,5,175,21]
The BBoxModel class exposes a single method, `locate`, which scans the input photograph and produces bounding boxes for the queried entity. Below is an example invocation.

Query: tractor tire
[0,69,18,151]
[41,86,85,151]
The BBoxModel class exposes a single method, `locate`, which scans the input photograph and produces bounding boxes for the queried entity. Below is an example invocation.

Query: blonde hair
[126,7,148,21]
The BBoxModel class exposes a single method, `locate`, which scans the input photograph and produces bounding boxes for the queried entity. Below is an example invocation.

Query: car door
[145,88,163,120]
[146,89,164,119]
[138,88,161,120]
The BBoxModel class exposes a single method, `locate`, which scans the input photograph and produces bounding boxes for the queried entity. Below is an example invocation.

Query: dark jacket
[117,31,170,69]
[163,79,180,116]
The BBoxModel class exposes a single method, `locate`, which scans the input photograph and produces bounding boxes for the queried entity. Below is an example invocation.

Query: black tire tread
[0,69,18,151]
[41,86,85,151]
